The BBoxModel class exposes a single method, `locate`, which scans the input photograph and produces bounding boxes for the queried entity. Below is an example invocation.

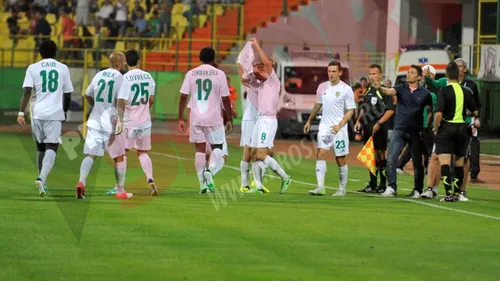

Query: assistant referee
[434,62,479,202]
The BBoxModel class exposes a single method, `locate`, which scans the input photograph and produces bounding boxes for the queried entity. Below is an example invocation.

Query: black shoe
[358,185,377,193]
[375,186,386,193]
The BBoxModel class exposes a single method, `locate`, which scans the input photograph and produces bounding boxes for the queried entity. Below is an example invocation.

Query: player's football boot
[204,169,215,193]
[309,187,326,196]
[250,181,269,193]
[115,192,133,199]
[332,189,346,197]
[246,187,268,194]
[106,186,117,195]
[280,176,292,194]
[148,179,158,196]
[240,186,251,193]
[76,182,85,199]
[459,191,469,202]
[35,178,48,197]
[440,194,459,202]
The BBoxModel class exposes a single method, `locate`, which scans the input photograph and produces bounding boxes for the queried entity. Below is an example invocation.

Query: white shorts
[205,138,229,156]
[31,119,62,144]
[125,127,152,151]
[240,119,256,147]
[251,116,277,149]
[189,124,225,145]
[317,127,350,157]
[84,128,112,157]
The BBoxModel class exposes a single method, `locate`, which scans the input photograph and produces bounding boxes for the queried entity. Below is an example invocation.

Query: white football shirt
[85,68,123,133]
[316,81,356,131]
[22,58,74,120]
[118,69,156,130]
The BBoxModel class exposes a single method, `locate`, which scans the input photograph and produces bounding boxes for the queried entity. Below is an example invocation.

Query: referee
[355,64,395,193]
[434,62,479,202]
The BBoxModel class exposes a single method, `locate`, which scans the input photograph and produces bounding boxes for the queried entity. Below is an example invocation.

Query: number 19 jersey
[85,68,123,133]
[118,69,156,130]
[180,64,229,127]
[22,58,74,121]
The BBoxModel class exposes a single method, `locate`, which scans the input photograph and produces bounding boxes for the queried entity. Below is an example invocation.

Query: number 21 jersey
[118,69,156,130]
[22,58,74,120]
[180,64,229,127]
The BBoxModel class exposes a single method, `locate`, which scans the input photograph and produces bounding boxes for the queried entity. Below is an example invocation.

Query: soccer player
[177,47,234,193]
[75,52,132,199]
[355,64,395,193]
[246,38,292,194]
[305,60,356,197]
[433,62,479,202]
[17,40,73,197]
[116,49,158,196]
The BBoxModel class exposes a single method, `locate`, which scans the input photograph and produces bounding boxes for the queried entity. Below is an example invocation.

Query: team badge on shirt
[335,92,340,97]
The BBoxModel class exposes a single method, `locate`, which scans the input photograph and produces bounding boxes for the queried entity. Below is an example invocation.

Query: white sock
[78,156,95,185]
[240,161,249,187]
[37,151,45,174]
[195,152,206,189]
[262,155,288,180]
[432,185,439,193]
[252,162,263,188]
[208,148,224,176]
[260,163,267,178]
[115,160,126,193]
[339,165,348,191]
[39,149,56,183]
[316,160,326,189]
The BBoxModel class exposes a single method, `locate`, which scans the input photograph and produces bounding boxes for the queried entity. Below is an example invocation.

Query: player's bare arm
[17,87,32,127]
[331,109,354,134]
[355,109,364,132]
[425,104,433,129]
[250,38,272,75]
[85,95,95,107]
[237,62,250,87]
[222,96,233,134]
[116,98,127,134]
[373,81,397,96]
[63,92,71,121]
[304,103,322,133]
[178,94,188,134]
[433,111,442,134]
[149,95,155,109]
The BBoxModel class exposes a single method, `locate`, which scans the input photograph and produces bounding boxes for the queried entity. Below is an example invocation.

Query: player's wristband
[18,112,24,117]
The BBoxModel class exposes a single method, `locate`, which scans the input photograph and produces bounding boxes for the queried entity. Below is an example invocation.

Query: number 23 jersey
[118,69,156,130]
[22,58,74,121]
[180,64,229,127]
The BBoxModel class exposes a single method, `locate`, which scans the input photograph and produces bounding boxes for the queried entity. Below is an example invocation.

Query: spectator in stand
[103,15,119,52]
[115,0,129,36]
[131,0,146,22]
[33,7,51,61]
[384,79,392,88]
[182,2,200,20]
[96,0,115,24]
[76,0,89,26]
[61,7,76,64]
[7,8,21,45]
[134,10,148,36]
[354,77,368,103]
[159,2,171,37]
[148,10,161,37]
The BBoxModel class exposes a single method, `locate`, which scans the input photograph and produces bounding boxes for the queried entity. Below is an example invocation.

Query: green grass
[1,132,500,281]
[481,140,500,156]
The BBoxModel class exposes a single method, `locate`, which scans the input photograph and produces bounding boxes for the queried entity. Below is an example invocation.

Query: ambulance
[270,49,352,138]
[393,43,453,85]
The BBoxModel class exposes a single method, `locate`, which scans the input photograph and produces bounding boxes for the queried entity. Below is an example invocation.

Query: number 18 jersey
[118,69,156,130]
[180,64,229,127]
[22,58,74,121]
[86,68,123,133]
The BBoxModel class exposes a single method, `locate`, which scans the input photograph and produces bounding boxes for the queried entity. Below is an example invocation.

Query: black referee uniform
[357,87,395,192]
[435,82,478,199]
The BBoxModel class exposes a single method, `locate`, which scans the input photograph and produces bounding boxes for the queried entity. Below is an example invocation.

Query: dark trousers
[469,136,480,179]
[397,144,411,169]
[387,130,424,193]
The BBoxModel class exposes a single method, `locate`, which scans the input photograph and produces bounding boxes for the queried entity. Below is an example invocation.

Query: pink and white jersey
[257,70,280,117]
[316,80,356,130]
[242,73,261,121]
[180,64,229,126]
[118,69,156,130]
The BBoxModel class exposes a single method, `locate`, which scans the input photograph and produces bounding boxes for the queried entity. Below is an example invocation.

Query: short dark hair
[39,40,58,59]
[328,60,342,69]
[200,47,215,64]
[125,49,140,67]
[360,76,368,82]
[410,64,423,77]
[369,64,382,73]
[446,61,460,80]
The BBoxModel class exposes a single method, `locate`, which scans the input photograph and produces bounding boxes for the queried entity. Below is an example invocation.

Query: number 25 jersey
[180,64,229,127]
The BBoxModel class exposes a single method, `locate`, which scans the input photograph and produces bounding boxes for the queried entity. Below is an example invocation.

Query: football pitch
[1,131,500,281]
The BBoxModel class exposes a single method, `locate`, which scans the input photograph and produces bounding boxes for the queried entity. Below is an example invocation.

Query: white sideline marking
[152,152,500,221]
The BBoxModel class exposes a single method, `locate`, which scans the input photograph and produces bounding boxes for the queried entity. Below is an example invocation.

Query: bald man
[75,52,132,199]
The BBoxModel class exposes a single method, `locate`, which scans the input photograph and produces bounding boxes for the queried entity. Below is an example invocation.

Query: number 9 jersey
[22,58,74,121]
[118,69,156,130]
[180,64,229,127]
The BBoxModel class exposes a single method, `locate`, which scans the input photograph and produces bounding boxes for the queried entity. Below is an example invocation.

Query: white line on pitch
[152,152,500,221]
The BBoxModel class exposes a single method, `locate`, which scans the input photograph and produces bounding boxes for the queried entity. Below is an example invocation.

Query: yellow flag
[357,136,377,175]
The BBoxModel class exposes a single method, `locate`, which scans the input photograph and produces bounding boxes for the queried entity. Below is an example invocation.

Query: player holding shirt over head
[246,38,292,194]
[116,49,158,197]
[17,40,73,197]
[178,47,234,193]
[76,52,130,199]
[305,60,356,197]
